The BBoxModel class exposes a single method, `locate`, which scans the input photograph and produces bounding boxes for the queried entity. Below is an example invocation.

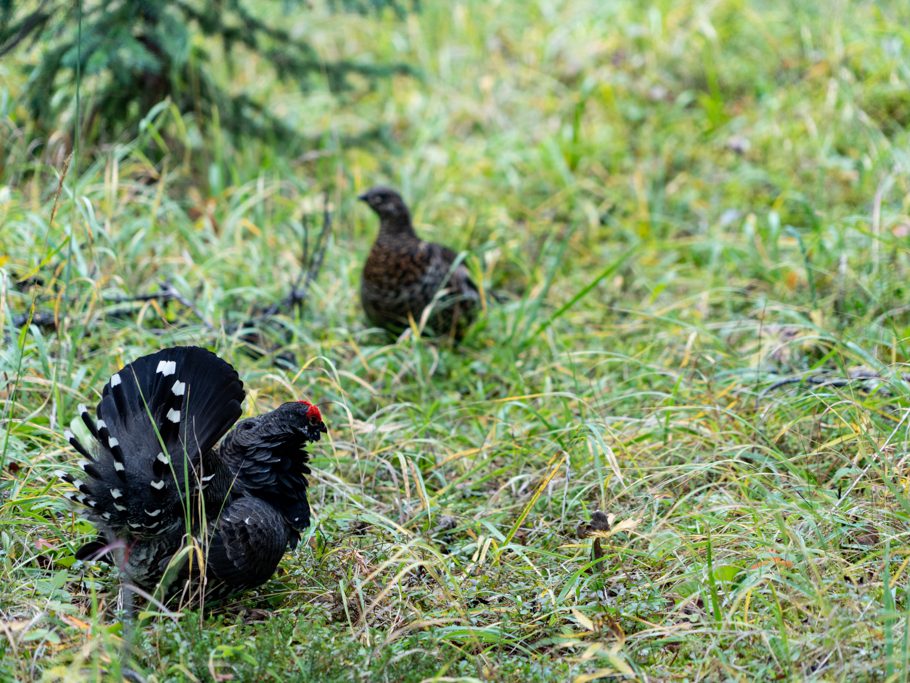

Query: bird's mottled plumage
[359,186,480,340]
[61,346,326,602]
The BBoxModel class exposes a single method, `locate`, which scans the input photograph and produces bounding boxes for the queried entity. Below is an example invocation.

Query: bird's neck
[378,214,417,239]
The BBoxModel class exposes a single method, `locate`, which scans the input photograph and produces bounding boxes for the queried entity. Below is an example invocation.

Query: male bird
[358,186,480,340]
[59,346,326,601]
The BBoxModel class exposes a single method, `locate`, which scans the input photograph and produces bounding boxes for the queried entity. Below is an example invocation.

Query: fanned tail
[62,346,245,537]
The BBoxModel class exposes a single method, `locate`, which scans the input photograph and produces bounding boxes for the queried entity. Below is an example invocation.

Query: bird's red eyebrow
[297,400,322,421]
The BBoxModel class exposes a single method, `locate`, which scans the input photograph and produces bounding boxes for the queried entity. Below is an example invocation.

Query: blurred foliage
[326,0,417,14]
[0,0,415,148]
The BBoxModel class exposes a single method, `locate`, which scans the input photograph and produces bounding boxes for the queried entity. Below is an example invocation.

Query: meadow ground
[3,0,910,680]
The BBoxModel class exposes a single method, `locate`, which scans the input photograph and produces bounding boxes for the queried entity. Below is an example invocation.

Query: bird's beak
[357,192,369,202]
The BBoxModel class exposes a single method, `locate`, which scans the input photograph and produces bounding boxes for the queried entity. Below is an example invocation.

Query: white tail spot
[244,517,252,525]
[64,429,74,441]
[114,503,127,512]
[96,420,107,430]
[156,360,177,376]
[110,373,121,387]
[78,403,88,415]
[113,462,125,472]
[101,512,112,520]
[172,380,186,396]
[166,409,180,423]
[150,480,165,490]
[108,437,119,448]
[145,508,162,517]
[110,488,123,499]
[201,473,216,483]
[156,452,169,464]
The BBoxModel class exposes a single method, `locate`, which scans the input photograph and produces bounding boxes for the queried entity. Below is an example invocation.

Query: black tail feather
[78,404,99,439]
[64,430,94,462]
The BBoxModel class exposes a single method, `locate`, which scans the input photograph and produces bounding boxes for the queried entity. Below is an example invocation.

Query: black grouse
[60,346,326,601]
[358,186,480,340]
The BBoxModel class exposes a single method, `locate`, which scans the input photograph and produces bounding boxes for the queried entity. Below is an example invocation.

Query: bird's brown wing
[422,242,480,339]
[429,243,481,299]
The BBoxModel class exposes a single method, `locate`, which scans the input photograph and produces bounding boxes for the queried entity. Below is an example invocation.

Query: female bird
[358,186,480,341]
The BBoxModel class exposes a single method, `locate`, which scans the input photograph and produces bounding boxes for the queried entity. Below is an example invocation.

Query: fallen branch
[11,310,58,330]
[107,280,215,331]
[248,196,332,322]
[225,200,333,364]
[762,368,910,396]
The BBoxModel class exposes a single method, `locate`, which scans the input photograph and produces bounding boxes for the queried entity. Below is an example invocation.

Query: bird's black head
[358,186,412,229]
[286,400,328,443]
[226,400,327,451]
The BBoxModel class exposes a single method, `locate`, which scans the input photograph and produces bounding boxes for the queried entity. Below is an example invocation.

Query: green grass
[3,0,910,679]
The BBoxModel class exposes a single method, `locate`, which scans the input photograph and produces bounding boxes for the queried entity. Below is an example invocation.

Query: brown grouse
[60,346,326,601]
[358,186,480,340]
